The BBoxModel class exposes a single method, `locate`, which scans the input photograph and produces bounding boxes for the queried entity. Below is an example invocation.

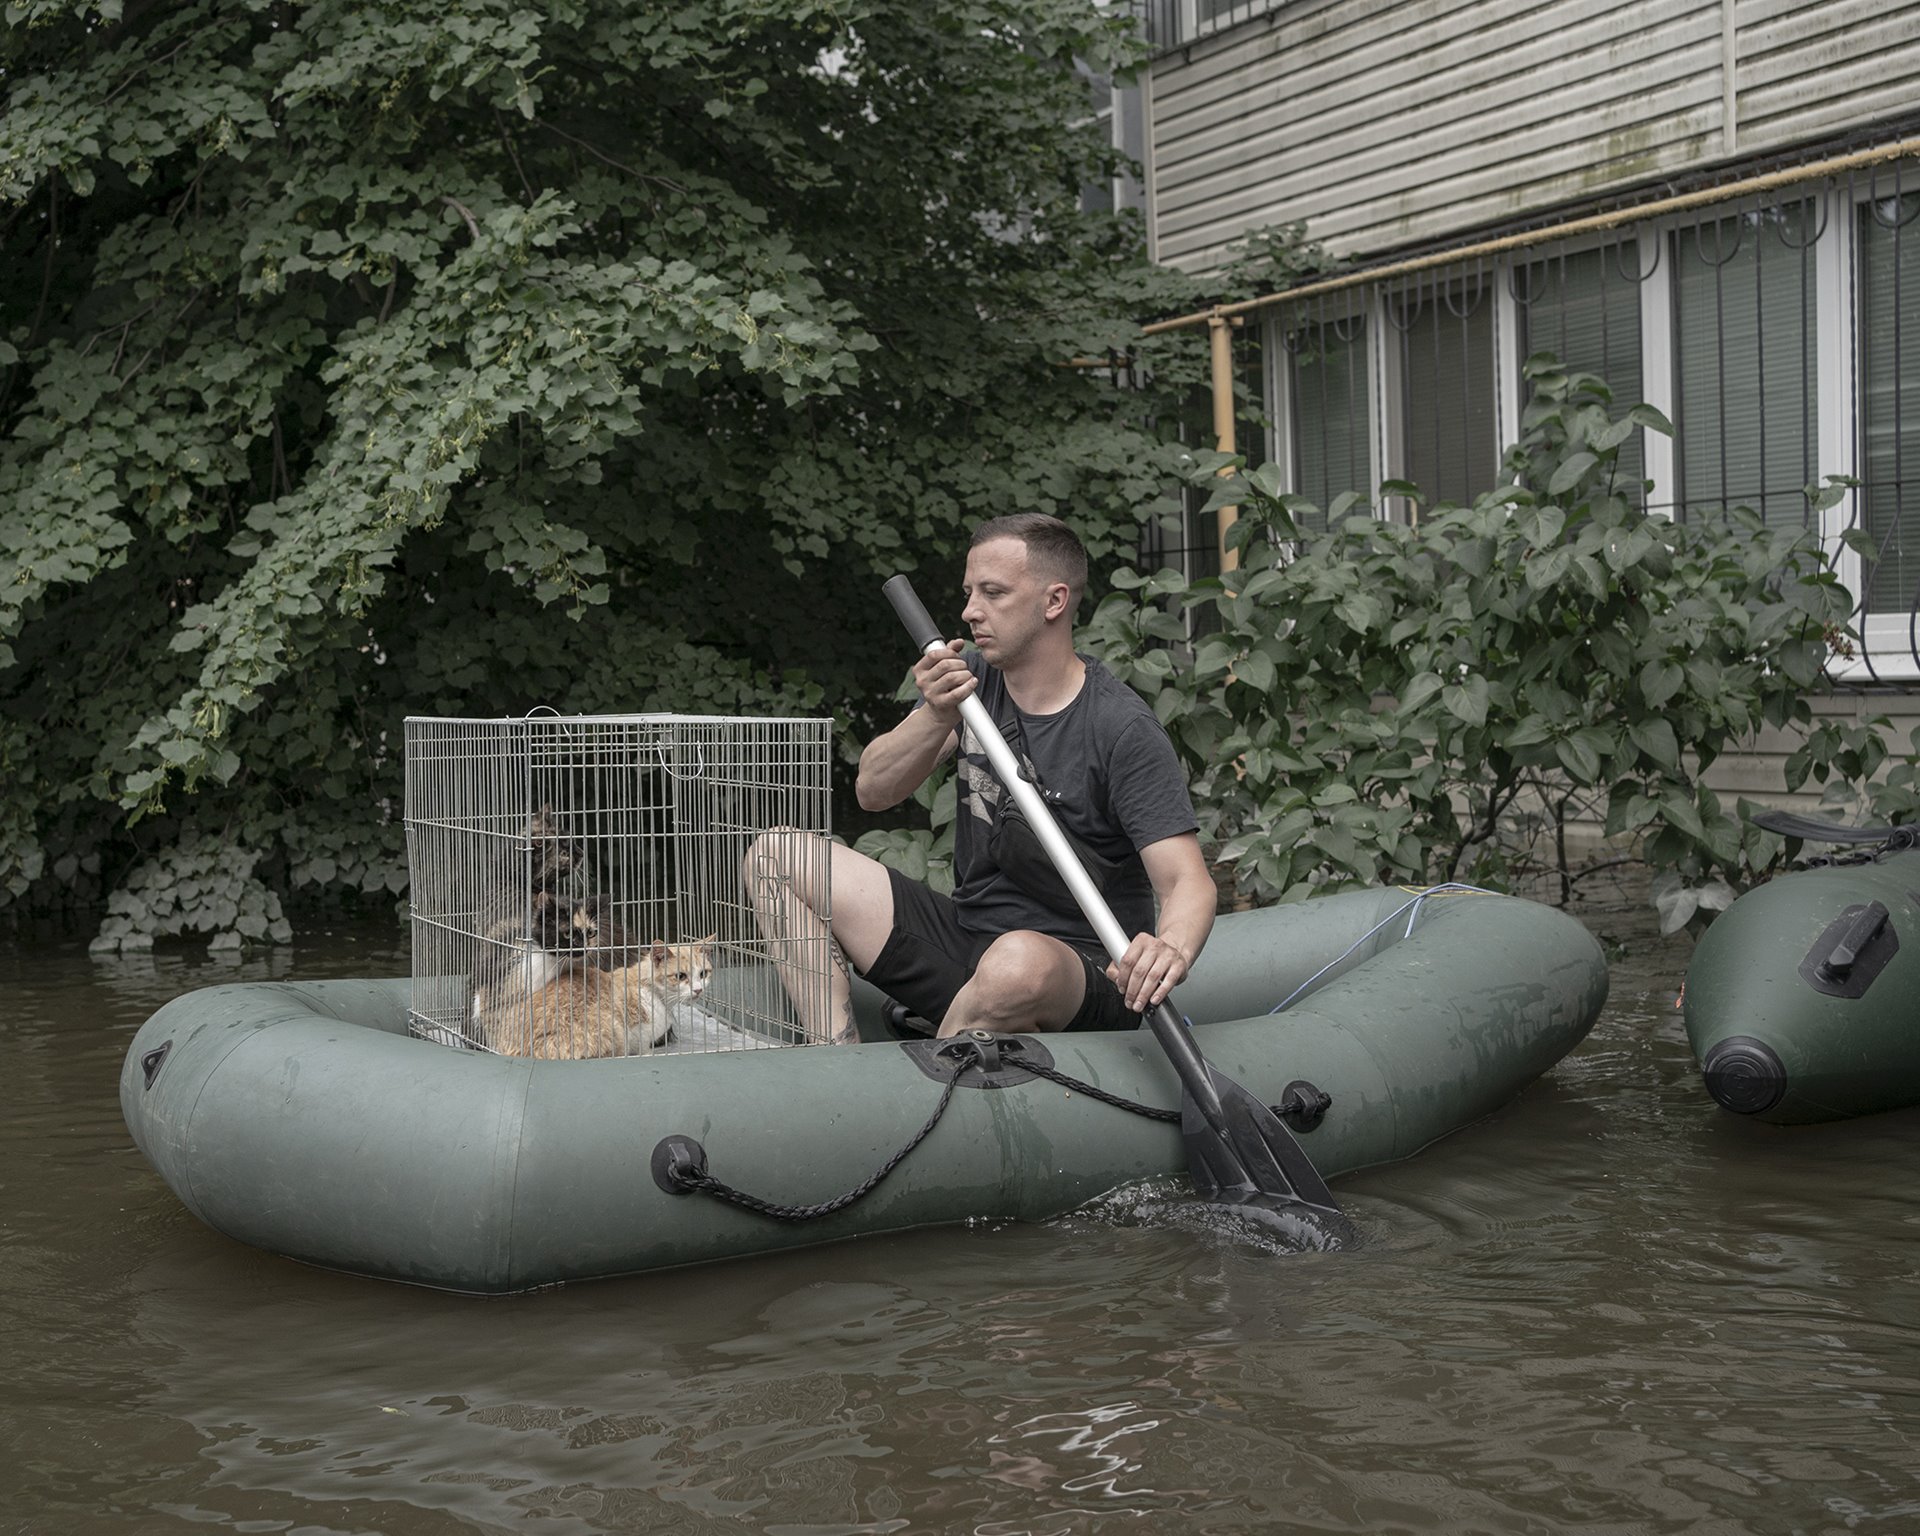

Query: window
[1143,1,1286,52]
[1672,203,1820,528]
[1516,244,1647,497]
[1395,274,1498,507]
[1858,190,1920,617]
[1284,312,1369,525]
[1242,159,1920,673]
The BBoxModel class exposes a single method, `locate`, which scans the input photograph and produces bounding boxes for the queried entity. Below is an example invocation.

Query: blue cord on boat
[1268,882,1498,1014]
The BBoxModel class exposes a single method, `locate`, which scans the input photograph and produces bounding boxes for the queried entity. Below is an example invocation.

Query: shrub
[1084,357,1906,927]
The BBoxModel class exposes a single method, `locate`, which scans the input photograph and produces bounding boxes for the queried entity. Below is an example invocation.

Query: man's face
[961,538,1061,667]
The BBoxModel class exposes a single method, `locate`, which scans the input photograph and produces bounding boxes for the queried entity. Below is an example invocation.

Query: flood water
[5,898,1919,1536]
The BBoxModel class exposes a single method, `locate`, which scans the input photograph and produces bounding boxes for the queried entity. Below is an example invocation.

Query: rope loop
[664,1070,963,1222]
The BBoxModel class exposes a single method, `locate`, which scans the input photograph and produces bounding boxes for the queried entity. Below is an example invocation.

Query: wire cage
[404,713,836,1058]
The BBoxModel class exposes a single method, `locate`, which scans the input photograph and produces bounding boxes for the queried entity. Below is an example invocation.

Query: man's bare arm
[1108,832,1216,1013]
[855,640,973,811]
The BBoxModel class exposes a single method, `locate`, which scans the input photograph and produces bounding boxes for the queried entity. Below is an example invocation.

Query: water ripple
[8,921,1920,1533]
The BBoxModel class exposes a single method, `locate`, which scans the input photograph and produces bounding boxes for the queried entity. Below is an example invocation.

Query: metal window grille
[403,714,835,1058]
[1139,0,1284,55]
[1284,293,1370,523]
[1858,177,1920,623]
[1513,239,1649,500]
[1391,264,1500,509]
[1672,198,1821,528]
[1232,152,1920,671]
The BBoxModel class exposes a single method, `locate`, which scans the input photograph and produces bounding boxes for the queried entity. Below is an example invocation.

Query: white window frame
[1637,226,1678,520]
[1261,180,1920,680]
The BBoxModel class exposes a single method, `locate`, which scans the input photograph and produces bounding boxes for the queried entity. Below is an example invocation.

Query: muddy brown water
[4,902,1919,1536]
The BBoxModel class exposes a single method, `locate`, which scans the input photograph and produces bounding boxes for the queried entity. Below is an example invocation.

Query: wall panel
[1148,0,1920,272]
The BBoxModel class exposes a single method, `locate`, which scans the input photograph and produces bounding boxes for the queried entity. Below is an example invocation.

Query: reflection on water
[5,910,1920,1534]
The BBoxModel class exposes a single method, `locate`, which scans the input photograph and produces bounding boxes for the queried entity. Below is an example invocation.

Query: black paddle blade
[1180,1064,1352,1245]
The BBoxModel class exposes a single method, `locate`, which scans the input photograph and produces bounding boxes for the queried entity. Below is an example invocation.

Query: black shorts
[861,867,1143,1033]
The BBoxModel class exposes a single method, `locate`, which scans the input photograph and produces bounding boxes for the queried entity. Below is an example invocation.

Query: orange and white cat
[486,935,716,1060]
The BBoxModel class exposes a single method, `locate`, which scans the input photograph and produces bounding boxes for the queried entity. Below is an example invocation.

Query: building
[1127,0,1920,806]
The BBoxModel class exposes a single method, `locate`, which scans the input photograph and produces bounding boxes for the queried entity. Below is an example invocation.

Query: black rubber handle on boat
[881,575,1346,1235]
[883,575,947,655]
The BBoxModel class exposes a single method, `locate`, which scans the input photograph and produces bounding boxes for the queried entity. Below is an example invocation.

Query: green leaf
[1547,452,1598,497]
[1591,413,1638,452]
[1554,733,1601,784]
[1640,658,1684,709]
[1441,676,1489,727]
[1236,652,1277,694]
[1627,716,1681,771]
[1505,714,1554,747]
[1398,671,1445,712]
[1838,526,1879,560]
[1525,547,1574,590]
[1627,403,1675,437]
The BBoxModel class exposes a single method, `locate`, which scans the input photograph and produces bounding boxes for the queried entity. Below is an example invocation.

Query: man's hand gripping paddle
[882,575,1350,1245]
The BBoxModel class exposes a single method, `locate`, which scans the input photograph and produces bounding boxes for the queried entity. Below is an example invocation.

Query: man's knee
[968,931,1081,1012]
[742,826,824,907]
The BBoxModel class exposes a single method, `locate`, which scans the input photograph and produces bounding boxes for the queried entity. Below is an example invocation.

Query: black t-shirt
[950,652,1199,950]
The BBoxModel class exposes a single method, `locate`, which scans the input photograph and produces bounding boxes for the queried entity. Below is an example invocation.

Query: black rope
[663,1041,1187,1223]
[1022,1060,1180,1122]
[672,1073,963,1222]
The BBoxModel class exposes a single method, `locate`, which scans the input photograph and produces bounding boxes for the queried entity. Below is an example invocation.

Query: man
[748,513,1212,1043]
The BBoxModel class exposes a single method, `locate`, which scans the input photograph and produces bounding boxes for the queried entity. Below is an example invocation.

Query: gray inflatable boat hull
[121,886,1607,1292]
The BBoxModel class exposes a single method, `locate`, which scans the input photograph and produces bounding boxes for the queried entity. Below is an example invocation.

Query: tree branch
[117,288,210,386]
[29,177,59,352]
[440,195,481,242]
[104,35,193,106]
[495,111,539,204]
[532,117,686,194]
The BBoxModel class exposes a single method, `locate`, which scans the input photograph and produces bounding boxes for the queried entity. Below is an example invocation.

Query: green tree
[1,0,1205,945]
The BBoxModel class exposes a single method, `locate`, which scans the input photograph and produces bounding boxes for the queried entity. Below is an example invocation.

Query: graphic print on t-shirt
[946,653,1195,949]
[957,718,1004,835]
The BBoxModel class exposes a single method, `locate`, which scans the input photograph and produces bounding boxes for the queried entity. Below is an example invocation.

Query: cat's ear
[650,941,673,962]
[699,932,717,945]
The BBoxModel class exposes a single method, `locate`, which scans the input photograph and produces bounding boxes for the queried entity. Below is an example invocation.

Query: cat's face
[560,894,606,954]
[525,805,582,891]
[651,935,715,998]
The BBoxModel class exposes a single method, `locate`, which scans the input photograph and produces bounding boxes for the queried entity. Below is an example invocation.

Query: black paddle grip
[882,575,946,654]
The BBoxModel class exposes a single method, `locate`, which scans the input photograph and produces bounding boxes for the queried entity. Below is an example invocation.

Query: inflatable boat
[1684,824,1920,1124]
[121,884,1608,1293]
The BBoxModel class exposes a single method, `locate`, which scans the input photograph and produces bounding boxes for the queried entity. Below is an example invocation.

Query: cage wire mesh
[404,713,835,1057]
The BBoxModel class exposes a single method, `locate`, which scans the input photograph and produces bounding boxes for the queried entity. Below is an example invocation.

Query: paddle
[882,574,1349,1240]
[1749,807,1899,845]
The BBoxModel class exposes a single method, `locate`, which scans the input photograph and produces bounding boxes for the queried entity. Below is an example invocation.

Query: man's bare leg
[743,830,896,1044]
[937,930,1088,1038]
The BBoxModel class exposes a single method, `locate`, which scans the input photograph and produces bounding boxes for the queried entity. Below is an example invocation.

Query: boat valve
[650,1134,712,1196]
[1276,1079,1332,1131]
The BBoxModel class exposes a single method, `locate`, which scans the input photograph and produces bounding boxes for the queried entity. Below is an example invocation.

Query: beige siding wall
[1148,0,1920,274]
[1544,694,1918,857]
[1698,694,1920,813]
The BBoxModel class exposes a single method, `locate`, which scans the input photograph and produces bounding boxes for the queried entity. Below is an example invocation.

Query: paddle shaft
[881,577,1234,1134]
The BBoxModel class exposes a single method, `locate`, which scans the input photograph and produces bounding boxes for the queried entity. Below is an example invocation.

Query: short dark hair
[970,514,1089,607]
